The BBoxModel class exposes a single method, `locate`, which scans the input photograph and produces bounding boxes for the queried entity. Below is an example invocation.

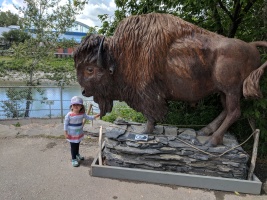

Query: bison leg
[197,93,227,136]
[197,110,227,136]
[205,94,241,146]
[143,119,156,134]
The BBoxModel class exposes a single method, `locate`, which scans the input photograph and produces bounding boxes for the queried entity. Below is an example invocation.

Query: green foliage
[98,0,266,40]
[164,94,221,128]
[57,38,77,49]
[12,122,21,127]
[1,88,28,118]
[0,61,7,76]
[45,57,76,85]
[239,74,267,157]
[102,102,146,123]
[98,14,118,36]
[0,11,19,27]
[2,56,76,85]
[2,29,31,46]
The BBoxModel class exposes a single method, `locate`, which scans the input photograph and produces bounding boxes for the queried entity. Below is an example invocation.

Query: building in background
[0,21,89,56]
[56,21,90,57]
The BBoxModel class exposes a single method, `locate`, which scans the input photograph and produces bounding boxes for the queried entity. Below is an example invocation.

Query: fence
[0,85,99,122]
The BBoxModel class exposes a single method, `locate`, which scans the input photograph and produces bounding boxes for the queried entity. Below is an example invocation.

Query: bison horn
[97,36,105,68]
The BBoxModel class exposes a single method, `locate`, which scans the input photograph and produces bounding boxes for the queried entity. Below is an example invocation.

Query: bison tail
[249,41,267,48]
[243,61,267,99]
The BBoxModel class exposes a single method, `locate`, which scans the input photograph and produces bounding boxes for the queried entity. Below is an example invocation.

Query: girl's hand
[64,131,69,139]
[94,114,100,119]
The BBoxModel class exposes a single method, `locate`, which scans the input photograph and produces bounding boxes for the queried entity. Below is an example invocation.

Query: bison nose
[82,90,85,95]
[81,88,86,96]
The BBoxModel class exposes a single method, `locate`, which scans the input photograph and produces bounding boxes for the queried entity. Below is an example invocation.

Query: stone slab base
[104,124,249,179]
[91,155,262,195]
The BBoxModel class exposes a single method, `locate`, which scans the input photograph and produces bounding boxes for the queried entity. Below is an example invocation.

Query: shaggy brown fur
[74,13,267,146]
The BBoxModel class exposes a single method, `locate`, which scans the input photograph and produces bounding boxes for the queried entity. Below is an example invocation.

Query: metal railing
[0,85,98,122]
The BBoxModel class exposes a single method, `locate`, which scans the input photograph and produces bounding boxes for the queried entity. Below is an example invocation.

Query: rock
[153,125,164,134]
[105,138,119,148]
[178,129,197,140]
[126,141,141,148]
[128,125,146,133]
[114,145,161,155]
[164,126,178,136]
[105,125,127,139]
[155,136,168,145]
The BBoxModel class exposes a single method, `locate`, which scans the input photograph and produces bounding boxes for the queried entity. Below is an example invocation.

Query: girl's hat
[71,96,83,105]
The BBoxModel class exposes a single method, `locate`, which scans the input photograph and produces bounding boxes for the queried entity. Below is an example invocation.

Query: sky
[0,0,117,27]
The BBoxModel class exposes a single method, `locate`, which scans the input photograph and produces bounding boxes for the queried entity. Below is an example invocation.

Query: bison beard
[93,96,113,117]
[74,13,267,147]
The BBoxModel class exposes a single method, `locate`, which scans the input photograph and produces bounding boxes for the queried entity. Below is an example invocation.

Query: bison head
[73,34,116,117]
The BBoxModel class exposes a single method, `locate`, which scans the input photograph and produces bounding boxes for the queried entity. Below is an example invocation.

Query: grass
[0,55,74,70]
[0,56,13,61]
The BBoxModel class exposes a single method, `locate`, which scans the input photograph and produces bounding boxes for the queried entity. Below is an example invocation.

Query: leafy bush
[102,102,146,123]
[164,94,222,128]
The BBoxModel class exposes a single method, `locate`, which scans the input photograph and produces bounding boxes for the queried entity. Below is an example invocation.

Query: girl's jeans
[70,142,80,160]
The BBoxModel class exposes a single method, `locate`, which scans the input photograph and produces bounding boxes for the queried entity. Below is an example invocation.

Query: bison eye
[86,67,94,73]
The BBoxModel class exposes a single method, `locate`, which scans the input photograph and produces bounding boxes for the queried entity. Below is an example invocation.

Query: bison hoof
[196,130,208,136]
[204,137,223,147]
[204,139,217,147]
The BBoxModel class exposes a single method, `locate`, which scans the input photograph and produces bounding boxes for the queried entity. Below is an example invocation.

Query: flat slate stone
[128,125,146,134]
[153,125,164,134]
[114,145,161,155]
[105,125,127,139]
[164,126,178,136]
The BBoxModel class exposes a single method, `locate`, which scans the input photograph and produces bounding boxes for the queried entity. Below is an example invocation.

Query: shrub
[102,102,146,123]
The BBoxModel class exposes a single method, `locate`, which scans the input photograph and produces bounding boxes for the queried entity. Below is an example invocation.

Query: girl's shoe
[76,154,84,161]
[72,159,79,167]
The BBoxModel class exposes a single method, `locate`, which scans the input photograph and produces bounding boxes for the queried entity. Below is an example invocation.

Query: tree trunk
[24,69,33,118]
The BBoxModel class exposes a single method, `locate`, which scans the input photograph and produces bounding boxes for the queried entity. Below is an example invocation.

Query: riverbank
[0,71,79,86]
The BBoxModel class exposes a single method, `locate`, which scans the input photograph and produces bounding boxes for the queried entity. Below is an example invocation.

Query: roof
[74,21,90,29]
[0,21,89,42]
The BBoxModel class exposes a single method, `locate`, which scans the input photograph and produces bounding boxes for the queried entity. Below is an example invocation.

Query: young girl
[64,96,100,167]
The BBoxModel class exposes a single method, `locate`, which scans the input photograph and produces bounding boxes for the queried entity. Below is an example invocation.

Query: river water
[0,83,99,119]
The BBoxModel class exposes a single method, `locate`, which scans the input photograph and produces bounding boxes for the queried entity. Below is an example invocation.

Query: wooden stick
[247,129,260,180]
[98,126,103,165]
[248,118,256,133]
[82,103,92,127]
[91,107,94,127]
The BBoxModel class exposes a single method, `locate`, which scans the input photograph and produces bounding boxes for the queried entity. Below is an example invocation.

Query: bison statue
[74,13,267,146]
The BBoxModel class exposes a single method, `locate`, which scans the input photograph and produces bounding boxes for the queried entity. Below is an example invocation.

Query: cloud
[0,0,116,27]
[77,1,116,27]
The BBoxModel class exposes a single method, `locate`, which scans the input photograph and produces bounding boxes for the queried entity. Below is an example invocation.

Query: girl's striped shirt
[64,112,94,143]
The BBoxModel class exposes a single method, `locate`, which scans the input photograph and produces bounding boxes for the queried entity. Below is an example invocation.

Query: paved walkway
[0,119,266,200]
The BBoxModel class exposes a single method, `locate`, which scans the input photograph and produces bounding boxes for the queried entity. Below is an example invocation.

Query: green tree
[0,11,19,27]
[4,0,88,117]
[2,29,31,47]
[99,0,265,40]
[1,88,33,118]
